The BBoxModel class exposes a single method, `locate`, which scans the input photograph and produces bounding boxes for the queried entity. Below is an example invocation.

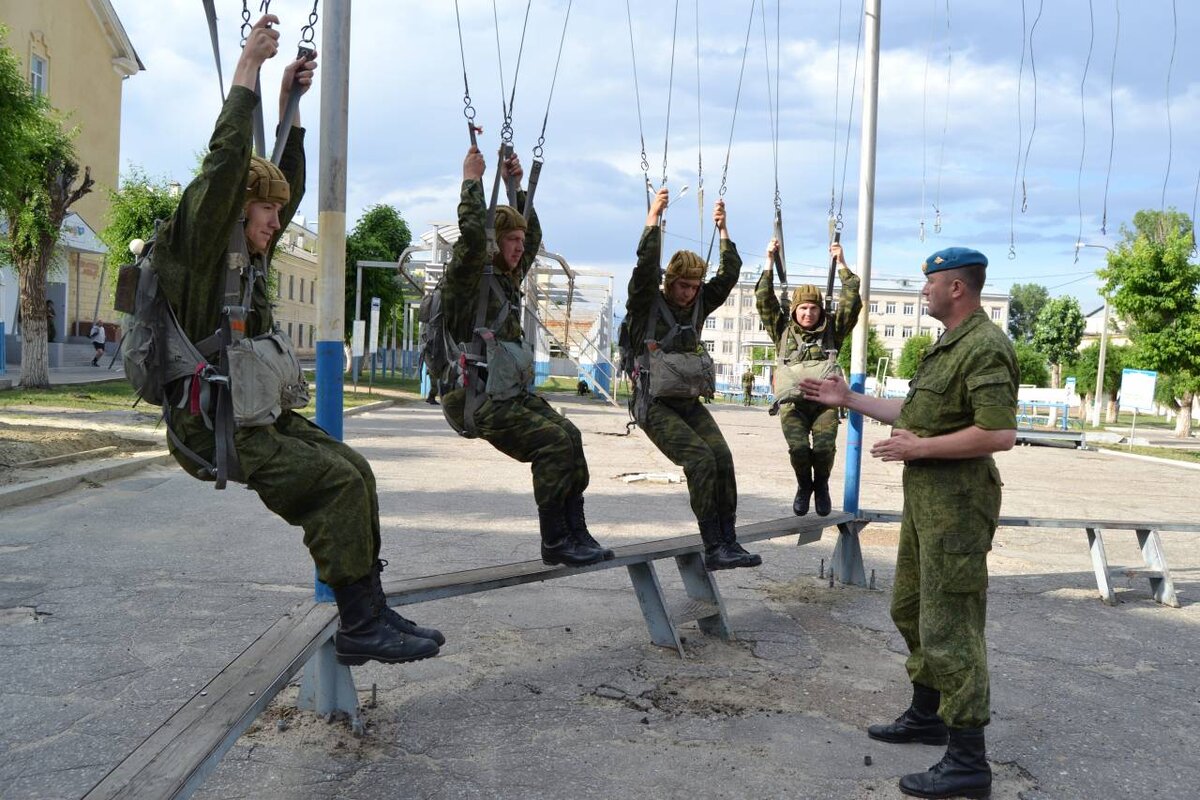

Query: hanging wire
[1020,0,1044,214]
[625,0,651,199]
[1100,0,1120,235]
[1160,0,1177,212]
[695,0,704,242]
[760,0,780,210]
[1008,0,1028,259]
[491,0,532,145]
[662,0,682,187]
[834,0,866,231]
[919,0,936,242]
[932,0,951,234]
[1190,167,1199,253]
[829,0,842,221]
[453,0,479,134]
[774,0,781,211]
[532,1,572,162]
[1075,0,1095,263]
[705,0,757,264]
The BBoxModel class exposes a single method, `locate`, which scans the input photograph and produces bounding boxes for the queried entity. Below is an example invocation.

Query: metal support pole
[1091,298,1110,427]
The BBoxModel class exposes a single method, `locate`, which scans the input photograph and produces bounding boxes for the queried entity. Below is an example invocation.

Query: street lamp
[1075,241,1113,427]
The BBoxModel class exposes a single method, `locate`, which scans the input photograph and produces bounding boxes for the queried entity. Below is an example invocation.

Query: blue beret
[921,246,988,275]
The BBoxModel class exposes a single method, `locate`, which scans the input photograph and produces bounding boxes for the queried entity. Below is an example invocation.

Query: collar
[926,307,988,357]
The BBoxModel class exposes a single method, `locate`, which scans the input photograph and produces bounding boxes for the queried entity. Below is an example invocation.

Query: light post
[1076,242,1113,427]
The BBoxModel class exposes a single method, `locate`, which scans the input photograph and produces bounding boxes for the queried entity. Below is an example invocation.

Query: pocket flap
[966,370,1011,391]
[942,533,990,554]
[913,371,951,394]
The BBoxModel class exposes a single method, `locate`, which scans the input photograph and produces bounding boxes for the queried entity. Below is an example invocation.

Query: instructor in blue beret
[801,246,1018,799]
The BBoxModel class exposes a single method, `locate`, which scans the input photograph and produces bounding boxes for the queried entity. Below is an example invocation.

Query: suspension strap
[761,0,785,288]
[693,0,705,243]
[453,0,482,145]
[202,0,226,103]
[625,0,652,210]
[241,0,269,158]
[270,2,319,165]
[823,231,841,357]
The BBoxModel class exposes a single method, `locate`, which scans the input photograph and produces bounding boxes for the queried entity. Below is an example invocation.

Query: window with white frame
[885,325,895,337]
[704,317,716,329]
[885,301,896,314]
[903,303,914,316]
[30,55,47,97]
[723,318,734,330]
[741,295,753,307]
[722,341,733,354]
[702,340,714,352]
[902,326,913,338]
[869,301,878,314]
[991,306,1002,320]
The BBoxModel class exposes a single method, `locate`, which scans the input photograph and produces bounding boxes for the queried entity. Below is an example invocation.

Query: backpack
[416,275,456,386]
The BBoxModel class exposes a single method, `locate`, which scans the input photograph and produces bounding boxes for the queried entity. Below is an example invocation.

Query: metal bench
[83,512,850,800]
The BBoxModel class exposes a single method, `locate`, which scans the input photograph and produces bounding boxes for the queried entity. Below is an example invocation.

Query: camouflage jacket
[897,307,1019,438]
[442,180,542,346]
[755,265,861,364]
[154,86,305,345]
[625,226,741,355]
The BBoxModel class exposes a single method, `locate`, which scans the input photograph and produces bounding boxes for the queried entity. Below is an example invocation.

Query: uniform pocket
[939,531,990,593]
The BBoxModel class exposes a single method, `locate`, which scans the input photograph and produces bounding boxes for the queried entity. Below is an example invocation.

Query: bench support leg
[1086,527,1118,606]
[1136,528,1180,608]
[298,637,364,734]
[830,521,867,587]
[674,553,733,640]
[626,562,685,657]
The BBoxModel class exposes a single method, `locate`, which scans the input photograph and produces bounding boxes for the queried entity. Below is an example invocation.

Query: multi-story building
[271,219,319,355]
[700,267,1010,391]
[0,0,141,341]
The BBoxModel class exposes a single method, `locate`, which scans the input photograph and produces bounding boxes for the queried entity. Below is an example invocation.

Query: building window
[310,282,316,304]
[723,318,734,330]
[288,274,295,300]
[884,325,895,337]
[902,326,913,338]
[991,306,1002,321]
[300,278,305,302]
[287,321,293,338]
[724,296,735,307]
[309,327,314,347]
[869,301,878,314]
[757,319,766,331]
[702,340,714,352]
[297,323,304,345]
[741,295,753,307]
[743,315,753,330]
[704,317,716,329]
[722,341,733,354]
[831,299,839,311]
[276,276,283,299]
[885,301,896,314]
[30,54,47,97]
[903,303,914,316]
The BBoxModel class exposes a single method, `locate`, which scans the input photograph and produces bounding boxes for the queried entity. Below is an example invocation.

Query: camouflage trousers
[169,409,379,589]
[780,399,840,480]
[444,389,589,509]
[643,397,736,521]
[742,385,754,406]
[893,458,1001,728]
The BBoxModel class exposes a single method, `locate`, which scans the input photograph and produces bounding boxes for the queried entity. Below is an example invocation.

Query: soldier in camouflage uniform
[440,146,611,568]
[626,188,761,571]
[756,240,861,516]
[741,368,755,406]
[802,246,1017,799]
[156,16,441,668]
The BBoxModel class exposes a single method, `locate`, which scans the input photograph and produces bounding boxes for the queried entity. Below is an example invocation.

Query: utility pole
[1077,242,1114,427]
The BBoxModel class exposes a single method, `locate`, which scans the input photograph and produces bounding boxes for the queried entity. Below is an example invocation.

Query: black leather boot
[868,683,949,745]
[371,560,445,645]
[813,473,833,516]
[333,574,440,666]
[540,506,606,567]
[700,517,762,571]
[898,727,992,799]
[565,495,615,560]
[793,471,813,516]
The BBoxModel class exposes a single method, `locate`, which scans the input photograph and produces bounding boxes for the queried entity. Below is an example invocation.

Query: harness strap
[201,0,226,103]
[652,293,702,353]
[462,267,508,436]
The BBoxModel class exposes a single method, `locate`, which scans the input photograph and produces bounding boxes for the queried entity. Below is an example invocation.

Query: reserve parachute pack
[628,295,715,428]
[115,222,308,488]
[770,324,841,414]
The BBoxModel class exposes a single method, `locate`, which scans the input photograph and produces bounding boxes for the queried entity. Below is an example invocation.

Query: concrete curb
[0,450,175,510]
[1093,446,1200,472]
[341,399,395,417]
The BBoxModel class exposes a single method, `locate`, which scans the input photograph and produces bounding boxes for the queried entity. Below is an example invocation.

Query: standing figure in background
[89,318,106,366]
[741,366,755,406]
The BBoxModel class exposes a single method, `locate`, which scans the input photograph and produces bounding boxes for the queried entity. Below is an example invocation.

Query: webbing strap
[202,0,226,103]
[270,46,315,165]
[652,293,702,353]
[462,268,513,437]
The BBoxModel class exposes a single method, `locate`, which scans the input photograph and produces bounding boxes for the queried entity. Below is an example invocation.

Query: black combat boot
[333,574,440,666]
[540,506,607,567]
[868,683,950,745]
[371,559,445,646]
[812,473,833,517]
[565,495,615,560]
[699,517,762,571]
[793,470,813,516]
[898,727,992,799]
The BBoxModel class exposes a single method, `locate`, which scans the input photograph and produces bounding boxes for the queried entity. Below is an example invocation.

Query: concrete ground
[1,393,1198,799]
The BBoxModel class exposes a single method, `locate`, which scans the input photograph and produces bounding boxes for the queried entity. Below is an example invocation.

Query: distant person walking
[45,300,56,343]
[89,319,107,366]
[741,368,755,406]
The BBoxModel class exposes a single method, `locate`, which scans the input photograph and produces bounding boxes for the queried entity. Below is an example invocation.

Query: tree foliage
[1013,341,1050,387]
[0,28,92,388]
[838,326,890,377]
[1100,208,1200,436]
[100,167,182,274]
[344,204,412,342]
[1068,342,1130,400]
[1007,282,1049,342]
[1031,296,1085,387]
[895,333,933,379]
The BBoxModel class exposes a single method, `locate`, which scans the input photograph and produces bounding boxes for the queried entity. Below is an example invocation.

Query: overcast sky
[109,0,1199,312]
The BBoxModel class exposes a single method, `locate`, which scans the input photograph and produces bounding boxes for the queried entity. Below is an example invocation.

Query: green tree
[1100,208,1200,437]
[1008,282,1049,342]
[344,204,412,344]
[1013,340,1050,387]
[1067,342,1130,423]
[0,28,92,388]
[1031,296,1085,388]
[895,333,933,379]
[837,326,890,377]
[100,167,182,278]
